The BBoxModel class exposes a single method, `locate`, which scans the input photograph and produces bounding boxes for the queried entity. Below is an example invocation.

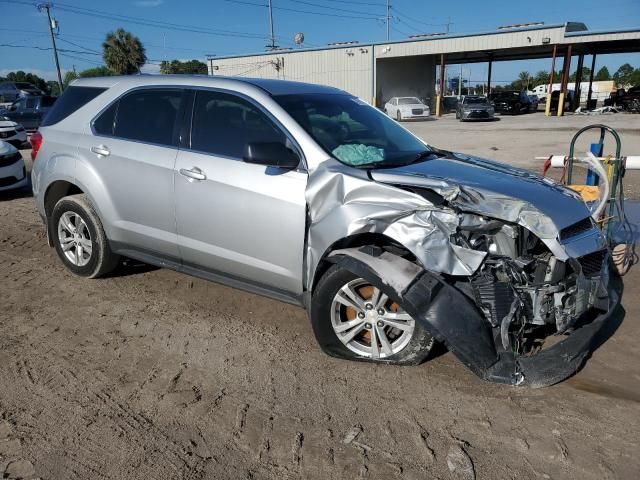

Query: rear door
[76,87,186,259]
[173,89,307,294]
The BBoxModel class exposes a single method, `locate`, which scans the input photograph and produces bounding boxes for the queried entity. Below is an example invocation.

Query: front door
[174,89,307,295]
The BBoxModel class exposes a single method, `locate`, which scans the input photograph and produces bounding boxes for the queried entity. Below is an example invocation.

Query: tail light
[30,130,42,162]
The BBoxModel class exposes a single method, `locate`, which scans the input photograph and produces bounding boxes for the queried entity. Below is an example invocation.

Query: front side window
[190,90,286,158]
[113,89,183,146]
[275,93,433,168]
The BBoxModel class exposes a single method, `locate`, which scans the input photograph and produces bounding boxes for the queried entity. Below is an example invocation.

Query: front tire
[310,265,434,365]
[51,194,120,278]
[396,110,402,122]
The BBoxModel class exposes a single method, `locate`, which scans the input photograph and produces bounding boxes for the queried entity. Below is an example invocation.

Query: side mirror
[243,142,300,169]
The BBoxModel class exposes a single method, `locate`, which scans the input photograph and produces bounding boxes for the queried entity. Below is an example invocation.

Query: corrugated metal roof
[212,23,567,60]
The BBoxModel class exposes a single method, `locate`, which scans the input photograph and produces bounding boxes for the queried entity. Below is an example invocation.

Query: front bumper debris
[329,246,621,387]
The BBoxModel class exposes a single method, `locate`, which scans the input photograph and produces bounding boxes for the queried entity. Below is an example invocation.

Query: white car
[0,118,28,148]
[0,140,28,192]
[384,97,430,121]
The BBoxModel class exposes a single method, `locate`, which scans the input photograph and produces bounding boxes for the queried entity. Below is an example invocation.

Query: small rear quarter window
[41,86,106,127]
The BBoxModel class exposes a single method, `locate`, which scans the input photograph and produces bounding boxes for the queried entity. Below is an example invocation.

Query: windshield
[463,97,488,105]
[15,83,34,89]
[275,93,433,168]
[398,97,421,105]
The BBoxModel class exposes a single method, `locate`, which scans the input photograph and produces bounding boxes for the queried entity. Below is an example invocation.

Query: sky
[1,0,639,85]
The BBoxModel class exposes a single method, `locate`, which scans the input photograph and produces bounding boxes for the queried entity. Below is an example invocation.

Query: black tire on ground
[396,110,402,121]
[310,264,434,365]
[51,194,120,278]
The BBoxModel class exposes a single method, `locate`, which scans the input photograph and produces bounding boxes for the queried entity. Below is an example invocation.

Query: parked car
[0,82,45,102]
[455,96,495,121]
[0,95,57,130]
[0,117,28,148]
[617,86,640,112]
[31,77,617,387]
[528,94,540,112]
[384,96,430,121]
[489,90,532,114]
[442,95,458,113]
[0,140,28,192]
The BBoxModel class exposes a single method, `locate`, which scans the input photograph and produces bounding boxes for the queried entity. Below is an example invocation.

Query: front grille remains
[578,250,606,277]
[411,108,423,115]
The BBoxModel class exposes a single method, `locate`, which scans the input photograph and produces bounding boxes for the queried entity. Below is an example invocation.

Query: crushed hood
[369,152,591,239]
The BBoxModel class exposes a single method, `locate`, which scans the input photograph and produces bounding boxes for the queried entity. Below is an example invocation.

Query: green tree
[63,70,79,87]
[594,66,611,81]
[159,59,208,74]
[102,28,146,75]
[514,71,532,90]
[46,80,61,96]
[613,63,636,88]
[532,70,549,87]
[79,66,115,78]
[5,71,48,92]
[569,66,591,82]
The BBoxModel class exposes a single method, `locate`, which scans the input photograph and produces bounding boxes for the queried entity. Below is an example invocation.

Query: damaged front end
[307,156,620,387]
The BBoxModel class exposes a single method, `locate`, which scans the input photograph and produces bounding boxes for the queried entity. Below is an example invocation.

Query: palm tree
[103,29,147,75]
[517,71,531,90]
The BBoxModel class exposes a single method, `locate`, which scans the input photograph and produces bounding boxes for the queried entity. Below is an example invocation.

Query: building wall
[211,46,374,102]
[376,55,436,107]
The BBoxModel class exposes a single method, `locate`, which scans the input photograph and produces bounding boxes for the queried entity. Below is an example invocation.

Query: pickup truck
[0,95,56,130]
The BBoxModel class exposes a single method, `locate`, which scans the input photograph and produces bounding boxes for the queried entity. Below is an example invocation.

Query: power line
[47,1,269,40]
[221,0,383,20]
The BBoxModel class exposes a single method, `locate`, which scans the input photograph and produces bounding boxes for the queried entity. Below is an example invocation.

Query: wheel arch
[310,232,415,293]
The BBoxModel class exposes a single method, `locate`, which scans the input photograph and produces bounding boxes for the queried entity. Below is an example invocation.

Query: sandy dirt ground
[1,112,640,480]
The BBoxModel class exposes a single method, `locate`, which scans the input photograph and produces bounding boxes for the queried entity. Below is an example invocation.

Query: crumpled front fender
[328,246,621,387]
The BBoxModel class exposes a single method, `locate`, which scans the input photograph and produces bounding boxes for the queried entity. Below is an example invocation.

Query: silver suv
[32,75,617,387]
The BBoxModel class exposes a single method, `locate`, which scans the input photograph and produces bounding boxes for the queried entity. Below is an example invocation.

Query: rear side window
[113,89,183,146]
[41,86,106,127]
[190,90,286,158]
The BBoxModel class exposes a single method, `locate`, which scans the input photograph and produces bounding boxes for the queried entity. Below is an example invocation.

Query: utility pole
[458,64,462,98]
[386,0,391,41]
[445,17,452,34]
[38,3,63,94]
[267,0,277,50]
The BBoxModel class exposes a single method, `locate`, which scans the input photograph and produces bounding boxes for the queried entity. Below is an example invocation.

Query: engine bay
[454,215,609,356]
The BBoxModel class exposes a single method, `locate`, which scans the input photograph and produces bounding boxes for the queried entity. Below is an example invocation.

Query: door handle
[90,145,110,157]
[179,167,206,181]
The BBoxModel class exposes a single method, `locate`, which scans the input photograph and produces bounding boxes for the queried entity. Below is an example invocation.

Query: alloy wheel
[330,278,415,359]
[57,211,92,267]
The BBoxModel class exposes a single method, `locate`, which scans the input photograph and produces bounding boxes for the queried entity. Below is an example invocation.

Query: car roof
[69,74,346,96]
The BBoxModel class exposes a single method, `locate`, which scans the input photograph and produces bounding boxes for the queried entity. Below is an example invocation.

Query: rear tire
[310,264,434,365]
[51,194,120,278]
